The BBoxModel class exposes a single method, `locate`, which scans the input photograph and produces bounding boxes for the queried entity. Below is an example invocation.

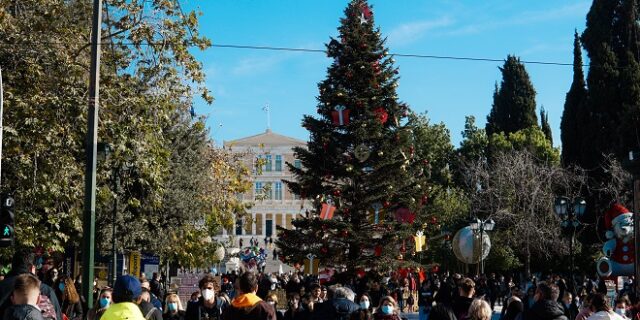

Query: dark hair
[13,273,40,296]
[429,303,457,320]
[12,249,36,273]
[237,272,258,294]
[591,293,610,312]
[537,282,560,301]
[198,274,218,290]
[309,283,321,291]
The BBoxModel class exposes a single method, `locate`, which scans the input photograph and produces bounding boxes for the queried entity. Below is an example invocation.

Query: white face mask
[360,301,370,309]
[616,308,626,316]
[202,289,215,301]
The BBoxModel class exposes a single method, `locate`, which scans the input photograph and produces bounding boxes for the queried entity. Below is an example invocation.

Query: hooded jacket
[3,304,45,320]
[524,300,569,320]
[221,293,275,320]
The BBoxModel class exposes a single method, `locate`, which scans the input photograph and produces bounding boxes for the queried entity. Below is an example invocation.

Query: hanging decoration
[371,202,383,224]
[395,207,416,224]
[374,245,383,257]
[354,144,371,162]
[332,105,350,126]
[320,200,336,220]
[359,2,372,24]
[414,230,426,252]
[373,107,388,124]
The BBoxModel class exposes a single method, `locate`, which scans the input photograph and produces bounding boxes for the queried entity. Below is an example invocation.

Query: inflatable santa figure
[596,204,635,277]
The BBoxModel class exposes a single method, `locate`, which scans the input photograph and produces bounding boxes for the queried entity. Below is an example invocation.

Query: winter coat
[101,302,145,320]
[372,312,402,320]
[140,300,163,320]
[587,311,625,320]
[221,293,275,320]
[452,296,474,320]
[524,300,568,320]
[0,269,63,320]
[311,298,360,320]
[3,304,45,320]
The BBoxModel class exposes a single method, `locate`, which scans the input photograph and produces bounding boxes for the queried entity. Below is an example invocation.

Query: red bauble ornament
[323,142,329,152]
[432,265,440,273]
[360,43,367,49]
[431,216,438,224]
[321,247,328,254]
[340,230,349,238]
[374,107,388,124]
[374,245,383,257]
[395,207,416,224]
[333,189,341,197]
[383,201,391,208]
[422,159,429,166]
[343,207,350,214]
[421,194,429,205]
[356,101,364,108]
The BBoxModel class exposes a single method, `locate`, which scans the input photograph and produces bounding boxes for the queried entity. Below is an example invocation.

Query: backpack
[37,294,57,320]
[145,307,158,320]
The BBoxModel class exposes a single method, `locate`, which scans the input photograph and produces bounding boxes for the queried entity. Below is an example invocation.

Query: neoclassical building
[220,129,308,247]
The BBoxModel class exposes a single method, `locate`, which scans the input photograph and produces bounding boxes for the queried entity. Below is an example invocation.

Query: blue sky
[186,0,591,147]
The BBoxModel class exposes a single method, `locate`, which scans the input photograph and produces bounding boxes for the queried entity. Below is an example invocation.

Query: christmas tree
[276,0,433,272]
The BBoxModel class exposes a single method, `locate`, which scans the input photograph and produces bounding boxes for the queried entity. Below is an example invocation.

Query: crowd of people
[0,247,639,320]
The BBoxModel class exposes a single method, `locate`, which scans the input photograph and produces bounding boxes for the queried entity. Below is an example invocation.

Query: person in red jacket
[222,272,275,320]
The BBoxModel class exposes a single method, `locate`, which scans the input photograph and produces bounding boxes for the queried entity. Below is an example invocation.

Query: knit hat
[113,275,142,300]
[604,204,633,230]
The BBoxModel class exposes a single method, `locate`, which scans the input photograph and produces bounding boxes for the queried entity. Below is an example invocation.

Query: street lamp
[97,142,118,286]
[553,196,586,294]
[469,218,495,275]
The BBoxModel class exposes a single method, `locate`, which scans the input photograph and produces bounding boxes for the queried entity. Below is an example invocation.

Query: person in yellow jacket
[101,275,145,320]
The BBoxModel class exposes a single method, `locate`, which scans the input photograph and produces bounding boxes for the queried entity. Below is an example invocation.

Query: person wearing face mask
[585,293,624,320]
[613,298,630,320]
[87,287,113,320]
[350,293,373,320]
[163,293,185,320]
[265,293,284,320]
[185,274,228,320]
[373,296,401,320]
[561,292,579,320]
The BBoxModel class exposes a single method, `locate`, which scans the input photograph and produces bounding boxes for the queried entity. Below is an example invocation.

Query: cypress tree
[540,106,553,146]
[486,55,538,136]
[581,0,621,168]
[617,0,640,154]
[560,31,588,167]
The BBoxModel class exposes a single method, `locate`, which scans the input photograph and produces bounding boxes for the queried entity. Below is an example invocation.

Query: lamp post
[97,143,119,286]
[554,196,586,295]
[469,218,495,275]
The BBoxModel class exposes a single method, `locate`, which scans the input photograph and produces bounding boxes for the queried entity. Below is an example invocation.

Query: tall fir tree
[617,0,640,155]
[560,30,588,167]
[486,55,538,136]
[277,0,431,271]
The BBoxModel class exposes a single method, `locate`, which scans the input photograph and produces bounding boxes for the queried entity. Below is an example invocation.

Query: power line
[0,40,582,67]
[209,43,576,66]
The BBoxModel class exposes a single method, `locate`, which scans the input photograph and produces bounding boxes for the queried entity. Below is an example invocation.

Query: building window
[265,155,272,172]
[275,155,282,172]
[235,219,243,235]
[275,182,283,200]
[294,159,302,169]
[254,182,263,200]
[265,182,273,200]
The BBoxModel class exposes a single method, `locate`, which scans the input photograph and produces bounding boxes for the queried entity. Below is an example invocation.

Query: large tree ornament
[355,144,371,162]
[374,107,389,124]
[332,105,351,126]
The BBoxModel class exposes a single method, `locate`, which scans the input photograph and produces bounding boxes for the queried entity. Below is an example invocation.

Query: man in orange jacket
[222,272,275,320]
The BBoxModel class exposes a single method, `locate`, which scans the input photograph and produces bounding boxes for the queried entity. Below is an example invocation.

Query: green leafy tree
[489,127,560,165]
[0,0,242,266]
[561,31,588,167]
[277,0,430,271]
[486,55,538,136]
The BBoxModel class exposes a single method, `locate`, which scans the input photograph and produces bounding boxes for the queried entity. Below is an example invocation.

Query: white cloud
[387,16,454,46]
[442,1,590,36]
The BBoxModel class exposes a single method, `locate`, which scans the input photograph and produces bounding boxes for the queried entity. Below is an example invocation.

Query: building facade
[220,129,308,248]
